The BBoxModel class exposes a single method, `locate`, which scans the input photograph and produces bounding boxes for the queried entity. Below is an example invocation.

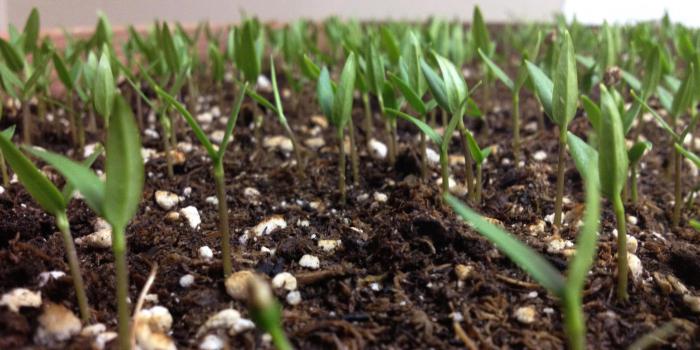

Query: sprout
[27,96,144,349]
[526,29,578,229]
[52,51,86,153]
[445,162,600,350]
[248,276,292,350]
[151,78,248,278]
[316,53,357,204]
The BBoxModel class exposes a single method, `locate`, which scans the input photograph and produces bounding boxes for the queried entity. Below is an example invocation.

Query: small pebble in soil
[205,196,219,206]
[369,138,388,159]
[209,130,225,144]
[356,193,369,202]
[286,291,302,305]
[80,323,106,337]
[183,187,192,197]
[179,274,195,288]
[144,128,160,139]
[455,264,473,281]
[199,334,225,350]
[136,306,173,333]
[514,306,537,324]
[373,192,388,203]
[299,254,320,269]
[304,137,325,149]
[263,135,293,153]
[199,246,214,260]
[627,215,638,225]
[310,115,328,128]
[544,213,555,224]
[251,215,287,237]
[76,228,112,248]
[296,219,310,227]
[180,206,201,229]
[155,190,180,210]
[197,309,255,337]
[34,303,82,347]
[0,185,5,195]
[547,238,573,254]
[0,288,42,312]
[426,148,440,164]
[197,111,213,124]
[528,220,546,236]
[436,176,468,196]
[38,271,66,287]
[165,211,180,223]
[450,312,464,322]
[318,239,342,252]
[225,270,255,301]
[177,142,194,153]
[272,272,298,291]
[628,253,644,282]
[370,282,382,291]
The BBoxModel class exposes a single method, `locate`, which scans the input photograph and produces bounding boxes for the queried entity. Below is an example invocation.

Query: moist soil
[1,66,700,349]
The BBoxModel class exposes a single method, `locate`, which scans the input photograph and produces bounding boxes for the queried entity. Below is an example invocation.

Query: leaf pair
[235,19,264,84]
[316,53,357,129]
[421,52,473,118]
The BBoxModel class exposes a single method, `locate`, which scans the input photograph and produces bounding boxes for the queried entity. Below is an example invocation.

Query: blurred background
[0,0,697,31]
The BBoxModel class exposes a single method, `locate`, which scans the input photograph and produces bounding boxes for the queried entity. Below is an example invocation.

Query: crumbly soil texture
[1,67,700,349]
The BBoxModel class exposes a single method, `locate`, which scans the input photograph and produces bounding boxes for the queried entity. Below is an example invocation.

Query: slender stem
[67,91,78,146]
[22,99,31,144]
[630,164,639,204]
[419,123,428,181]
[458,120,475,199]
[512,92,521,163]
[475,164,483,203]
[169,112,177,153]
[385,119,395,166]
[337,128,346,204]
[112,226,130,350]
[269,326,293,350]
[562,290,586,350]
[56,212,90,323]
[348,118,360,185]
[440,146,449,194]
[135,83,144,131]
[87,102,97,133]
[553,128,568,229]
[37,93,46,123]
[282,121,304,175]
[0,149,8,187]
[613,195,629,301]
[214,161,232,277]
[672,148,682,228]
[391,118,398,163]
[362,93,373,148]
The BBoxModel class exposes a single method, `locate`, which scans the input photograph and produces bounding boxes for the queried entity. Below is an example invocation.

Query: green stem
[457,120,475,199]
[562,290,586,350]
[440,146,449,194]
[281,121,304,175]
[67,91,78,147]
[475,164,483,203]
[136,83,144,131]
[348,119,360,186]
[22,99,31,144]
[672,148,682,228]
[553,128,568,229]
[362,93,373,148]
[613,195,629,301]
[56,212,91,323]
[269,325,293,350]
[0,149,8,187]
[337,128,346,204]
[112,226,130,350]
[512,92,521,163]
[419,122,428,181]
[630,164,639,204]
[214,161,232,277]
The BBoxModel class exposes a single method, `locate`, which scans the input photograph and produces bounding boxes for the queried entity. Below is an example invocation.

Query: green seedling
[316,53,357,204]
[635,64,696,228]
[92,48,116,127]
[526,29,578,229]
[471,5,496,110]
[445,162,600,350]
[248,276,293,350]
[0,126,101,323]
[153,80,247,278]
[234,19,266,152]
[478,31,541,162]
[463,129,491,202]
[52,51,87,152]
[28,96,144,350]
[421,52,482,201]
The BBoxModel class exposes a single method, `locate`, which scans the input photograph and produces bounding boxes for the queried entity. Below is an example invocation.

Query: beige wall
[1,0,563,32]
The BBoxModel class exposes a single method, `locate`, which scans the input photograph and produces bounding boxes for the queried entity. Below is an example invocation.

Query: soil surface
[1,62,700,349]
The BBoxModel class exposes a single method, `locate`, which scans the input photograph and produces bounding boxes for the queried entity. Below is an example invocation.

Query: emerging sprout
[28,96,144,350]
[445,162,600,350]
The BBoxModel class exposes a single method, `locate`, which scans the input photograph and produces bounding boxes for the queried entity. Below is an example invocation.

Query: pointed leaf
[317,66,335,124]
[93,50,115,119]
[552,30,578,128]
[0,39,24,72]
[525,60,553,118]
[218,82,248,160]
[628,141,652,164]
[385,108,442,145]
[421,59,450,113]
[598,85,628,199]
[22,8,40,53]
[567,131,599,188]
[387,72,426,115]
[333,53,357,128]
[478,48,514,91]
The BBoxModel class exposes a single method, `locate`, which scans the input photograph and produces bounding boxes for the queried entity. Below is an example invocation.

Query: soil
[1,62,700,349]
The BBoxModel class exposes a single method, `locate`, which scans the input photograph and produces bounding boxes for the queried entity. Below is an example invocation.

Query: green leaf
[620,70,641,93]
[598,85,628,199]
[0,39,24,72]
[671,64,695,118]
[333,53,357,129]
[552,30,578,128]
[434,52,467,115]
[633,91,679,140]
[52,52,74,90]
[379,27,400,65]
[641,46,661,99]
[301,54,321,80]
[208,42,224,83]
[387,72,426,115]
[366,42,385,96]
[154,85,217,159]
[22,8,40,53]
[0,133,65,216]
[61,145,103,202]
[218,82,248,160]
[317,66,335,124]
[269,59,288,126]
[235,20,262,83]
[464,129,487,164]
[566,131,599,188]
[465,97,482,118]
[160,23,180,75]
[478,48,514,91]
[581,95,601,132]
[385,108,442,145]
[628,141,652,164]
[421,59,450,113]
[442,111,462,153]
[471,6,492,56]
[525,60,553,118]
[445,193,566,296]
[0,62,22,98]
[93,50,115,119]
[675,143,700,168]
[103,95,144,231]
[565,164,601,295]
